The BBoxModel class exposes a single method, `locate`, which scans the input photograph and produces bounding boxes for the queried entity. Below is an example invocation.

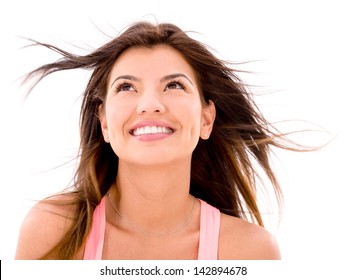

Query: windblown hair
[24,22,294,259]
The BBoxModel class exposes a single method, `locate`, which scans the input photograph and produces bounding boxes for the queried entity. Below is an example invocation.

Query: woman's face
[100,45,215,166]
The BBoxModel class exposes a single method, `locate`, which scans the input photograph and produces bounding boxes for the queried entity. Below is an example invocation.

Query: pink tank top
[83,198,220,260]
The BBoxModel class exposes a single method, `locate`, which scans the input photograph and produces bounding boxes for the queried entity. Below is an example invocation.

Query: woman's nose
[136,91,166,114]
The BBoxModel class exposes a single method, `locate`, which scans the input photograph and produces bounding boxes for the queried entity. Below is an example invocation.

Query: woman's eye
[115,83,135,93]
[165,82,185,91]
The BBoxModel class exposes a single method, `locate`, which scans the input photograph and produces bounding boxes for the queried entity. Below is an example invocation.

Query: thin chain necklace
[107,192,196,237]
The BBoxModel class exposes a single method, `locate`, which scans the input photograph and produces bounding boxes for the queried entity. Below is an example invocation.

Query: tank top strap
[83,197,106,260]
[198,199,221,260]
[83,197,221,260]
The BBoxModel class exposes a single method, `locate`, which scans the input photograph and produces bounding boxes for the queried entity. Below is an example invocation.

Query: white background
[1,0,345,269]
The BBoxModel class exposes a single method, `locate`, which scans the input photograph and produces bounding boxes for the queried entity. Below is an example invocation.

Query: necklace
[107,192,196,237]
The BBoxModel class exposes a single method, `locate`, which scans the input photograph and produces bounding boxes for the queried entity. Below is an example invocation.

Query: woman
[16,22,286,260]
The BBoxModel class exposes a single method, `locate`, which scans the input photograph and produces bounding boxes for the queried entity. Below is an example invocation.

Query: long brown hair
[24,22,295,259]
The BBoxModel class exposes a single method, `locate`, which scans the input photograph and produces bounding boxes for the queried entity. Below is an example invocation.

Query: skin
[15,45,281,260]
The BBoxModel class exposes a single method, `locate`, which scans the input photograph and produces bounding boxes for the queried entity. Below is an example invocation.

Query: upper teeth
[132,126,173,136]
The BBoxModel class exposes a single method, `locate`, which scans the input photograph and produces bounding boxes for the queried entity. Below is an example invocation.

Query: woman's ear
[98,104,109,143]
[200,100,216,140]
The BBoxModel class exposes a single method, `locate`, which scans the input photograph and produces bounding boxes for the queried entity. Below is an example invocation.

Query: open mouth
[130,126,174,136]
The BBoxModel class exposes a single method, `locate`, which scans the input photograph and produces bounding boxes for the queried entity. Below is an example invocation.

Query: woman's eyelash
[114,82,135,93]
[165,79,186,90]
[114,79,187,93]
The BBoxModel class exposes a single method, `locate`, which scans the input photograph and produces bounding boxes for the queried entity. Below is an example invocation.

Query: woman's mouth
[131,126,174,136]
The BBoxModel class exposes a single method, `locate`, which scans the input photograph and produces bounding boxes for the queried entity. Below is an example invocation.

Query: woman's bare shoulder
[218,213,281,260]
[15,193,78,260]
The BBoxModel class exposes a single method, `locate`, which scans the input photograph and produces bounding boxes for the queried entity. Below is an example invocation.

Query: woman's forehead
[108,45,198,83]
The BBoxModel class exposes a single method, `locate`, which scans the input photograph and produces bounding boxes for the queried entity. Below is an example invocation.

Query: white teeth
[132,126,173,136]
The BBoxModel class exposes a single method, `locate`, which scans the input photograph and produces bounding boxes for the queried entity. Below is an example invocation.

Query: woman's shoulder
[218,213,281,260]
[15,192,79,259]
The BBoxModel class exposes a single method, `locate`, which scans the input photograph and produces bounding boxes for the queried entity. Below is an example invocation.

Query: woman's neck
[108,159,194,234]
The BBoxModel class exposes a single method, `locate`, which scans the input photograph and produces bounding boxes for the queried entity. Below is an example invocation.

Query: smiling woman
[101,45,213,167]
[15,21,296,260]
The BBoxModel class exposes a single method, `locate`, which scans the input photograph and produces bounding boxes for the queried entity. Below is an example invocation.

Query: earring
[104,132,109,142]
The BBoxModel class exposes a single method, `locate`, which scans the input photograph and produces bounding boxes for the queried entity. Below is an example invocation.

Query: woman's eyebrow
[110,73,194,89]
[160,73,194,85]
[110,75,140,89]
